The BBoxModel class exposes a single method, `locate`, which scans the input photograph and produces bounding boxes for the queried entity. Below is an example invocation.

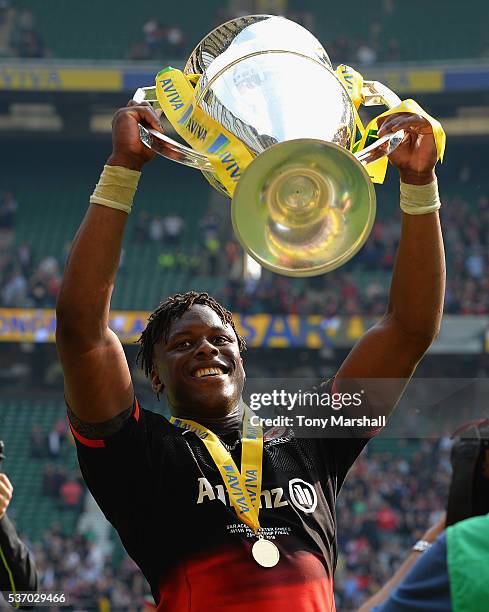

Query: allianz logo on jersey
[196,477,318,514]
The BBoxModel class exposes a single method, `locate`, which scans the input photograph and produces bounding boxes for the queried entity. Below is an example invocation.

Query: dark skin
[378,112,437,185]
[56,101,444,424]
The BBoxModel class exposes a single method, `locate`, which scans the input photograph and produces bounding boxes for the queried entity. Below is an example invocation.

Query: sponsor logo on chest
[196,477,318,513]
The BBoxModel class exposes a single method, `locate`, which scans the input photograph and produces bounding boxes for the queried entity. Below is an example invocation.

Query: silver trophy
[134,15,403,277]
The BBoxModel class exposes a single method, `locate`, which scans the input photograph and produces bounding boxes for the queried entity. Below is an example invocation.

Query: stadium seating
[6,141,226,311]
[0,395,168,544]
[310,0,486,61]
[14,0,224,60]
[1,398,78,540]
[378,1,485,61]
[4,138,488,313]
[13,0,488,61]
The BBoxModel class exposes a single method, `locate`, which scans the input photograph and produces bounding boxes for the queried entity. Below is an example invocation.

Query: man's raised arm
[336,113,446,405]
[55,102,162,423]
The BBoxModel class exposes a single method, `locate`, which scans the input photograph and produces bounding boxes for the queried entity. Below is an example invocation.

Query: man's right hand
[0,474,13,520]
[107,100,163,171]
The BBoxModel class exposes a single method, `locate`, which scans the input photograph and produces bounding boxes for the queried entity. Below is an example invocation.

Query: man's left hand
[0,473,13,519]
[378,113,438,185]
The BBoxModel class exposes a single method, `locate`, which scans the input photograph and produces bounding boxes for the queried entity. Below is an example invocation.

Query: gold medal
[251,538,280,568]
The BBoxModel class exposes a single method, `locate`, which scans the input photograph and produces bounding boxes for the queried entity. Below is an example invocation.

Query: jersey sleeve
[68,398,155,530]
[371,534,451,612]
[0,514,39,594]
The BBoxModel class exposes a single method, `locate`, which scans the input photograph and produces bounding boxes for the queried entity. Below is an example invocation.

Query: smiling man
[55,99,445,611]
[139,298,246,418]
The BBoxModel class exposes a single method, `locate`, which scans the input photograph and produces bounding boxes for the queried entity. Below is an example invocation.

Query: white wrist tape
[400,178,441,216]
[90,165,141,215]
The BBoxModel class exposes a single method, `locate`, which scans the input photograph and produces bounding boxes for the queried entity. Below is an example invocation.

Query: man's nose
[195,339,219,357]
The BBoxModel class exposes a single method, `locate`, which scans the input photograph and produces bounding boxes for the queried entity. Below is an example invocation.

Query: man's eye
[177,340,192,349]
[214,336,230,344]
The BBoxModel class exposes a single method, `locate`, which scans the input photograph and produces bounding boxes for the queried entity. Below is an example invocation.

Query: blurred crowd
[442,193,489,314]
[335,438,451,610]
[0,200,227,309]
[216,0,399,64]
[26,526,151,610]
[30,419,85,513]
[3,185,489,315]
[1,0,485,62]
[0,0,406,64]
[220,190,489,316]
[0,3,47,58]
[286,0,402,64]
[0,191,61,308]
[335,439,451,609]
[132,207,223,276]
[128,16,186,61]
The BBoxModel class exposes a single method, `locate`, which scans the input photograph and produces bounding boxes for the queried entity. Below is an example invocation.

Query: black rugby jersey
[71,387,378,611]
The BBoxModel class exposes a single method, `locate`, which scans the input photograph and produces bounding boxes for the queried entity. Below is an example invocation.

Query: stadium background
[0,0,489,609]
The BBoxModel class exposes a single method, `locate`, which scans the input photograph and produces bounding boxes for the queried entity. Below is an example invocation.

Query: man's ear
[151,367,165,395]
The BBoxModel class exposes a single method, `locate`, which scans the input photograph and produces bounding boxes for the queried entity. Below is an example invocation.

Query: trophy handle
[361,80,401,109]
[354,130,405,166]
[138,125,214,171]
[133,87,214,172]
[354,80,405,167]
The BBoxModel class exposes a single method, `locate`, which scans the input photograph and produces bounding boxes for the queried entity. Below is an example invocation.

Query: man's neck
[177,401,244,436]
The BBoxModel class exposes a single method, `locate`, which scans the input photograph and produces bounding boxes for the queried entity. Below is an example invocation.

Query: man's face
[152,304,245,417]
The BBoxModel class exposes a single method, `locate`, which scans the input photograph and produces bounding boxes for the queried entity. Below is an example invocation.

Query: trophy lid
[184,14,332,77]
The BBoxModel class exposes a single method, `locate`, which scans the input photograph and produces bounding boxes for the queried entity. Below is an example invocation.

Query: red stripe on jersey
[333,378,383,439]
[363,426,382,439]
[157,546,335,612]
[69,421,105,448]
[134,398,140,422]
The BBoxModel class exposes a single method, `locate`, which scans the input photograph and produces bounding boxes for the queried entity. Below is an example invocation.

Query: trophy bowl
[134,15,403,277]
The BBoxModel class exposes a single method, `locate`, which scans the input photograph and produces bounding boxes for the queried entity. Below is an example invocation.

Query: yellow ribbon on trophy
[335,64,446,184]
[156,64,446,193]
[170,406,264,533]
[155,67,254,197]
[335,63,386,183]
[335,64,365,113]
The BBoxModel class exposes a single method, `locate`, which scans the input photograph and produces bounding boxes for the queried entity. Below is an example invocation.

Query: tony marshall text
[250,414,387,428]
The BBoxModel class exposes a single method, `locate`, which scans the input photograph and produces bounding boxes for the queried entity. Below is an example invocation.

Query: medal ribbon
[155,67,254,197]
[171,407,263,533]
[335,64,446,184]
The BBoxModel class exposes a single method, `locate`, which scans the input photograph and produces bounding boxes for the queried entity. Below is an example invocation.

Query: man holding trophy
[56,15,445,611]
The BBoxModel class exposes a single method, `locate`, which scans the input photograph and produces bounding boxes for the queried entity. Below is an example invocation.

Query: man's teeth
[194,367,225,378]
